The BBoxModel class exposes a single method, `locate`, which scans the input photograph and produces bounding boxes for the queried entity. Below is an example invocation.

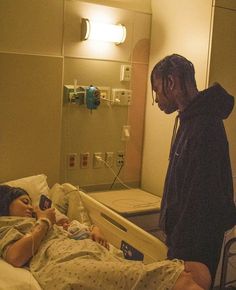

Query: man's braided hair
[151,54,197,102]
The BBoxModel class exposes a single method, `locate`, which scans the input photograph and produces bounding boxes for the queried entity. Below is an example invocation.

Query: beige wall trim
[0,51,63,59]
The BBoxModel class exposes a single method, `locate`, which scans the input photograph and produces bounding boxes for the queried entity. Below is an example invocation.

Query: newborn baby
[55,210,90,240]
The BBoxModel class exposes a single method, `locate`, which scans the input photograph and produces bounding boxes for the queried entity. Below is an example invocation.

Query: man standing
[151,54,236,289]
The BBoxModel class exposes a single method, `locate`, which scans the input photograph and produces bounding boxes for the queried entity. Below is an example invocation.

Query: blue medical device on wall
[86,85,100,110]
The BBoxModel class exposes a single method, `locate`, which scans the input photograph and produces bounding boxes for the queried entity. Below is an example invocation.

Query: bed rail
[80,191,167,264]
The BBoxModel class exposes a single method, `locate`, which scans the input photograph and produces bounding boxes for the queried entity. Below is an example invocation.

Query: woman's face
[9,194,33,217]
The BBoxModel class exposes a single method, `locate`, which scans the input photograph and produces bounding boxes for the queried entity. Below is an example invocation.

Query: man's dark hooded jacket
[160,83,236,279]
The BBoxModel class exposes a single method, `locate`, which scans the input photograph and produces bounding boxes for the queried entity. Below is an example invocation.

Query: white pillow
[3,174,49,205]
[49,183,91,226]
[0,259,41,290]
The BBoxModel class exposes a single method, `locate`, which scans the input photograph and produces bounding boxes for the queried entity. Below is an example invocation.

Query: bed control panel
[120,241,144,261]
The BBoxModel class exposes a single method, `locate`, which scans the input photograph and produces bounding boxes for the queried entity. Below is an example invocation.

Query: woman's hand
[34,207,56,225]
[90,226,109,250]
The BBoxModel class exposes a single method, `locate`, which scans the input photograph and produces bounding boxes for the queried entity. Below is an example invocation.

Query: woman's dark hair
[0,185,29,216]
[151,54,197,101]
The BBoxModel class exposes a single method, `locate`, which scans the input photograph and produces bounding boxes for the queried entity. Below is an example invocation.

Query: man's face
[152,76,178,114]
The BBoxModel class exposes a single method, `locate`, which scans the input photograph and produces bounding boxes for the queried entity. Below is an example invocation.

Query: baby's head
[57,218,70,230]
[55,209,70,229]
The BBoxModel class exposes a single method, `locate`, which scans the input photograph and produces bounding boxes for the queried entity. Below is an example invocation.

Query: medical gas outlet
[64,85,85,105]
[64,84,100,110]
[112,89,132,106]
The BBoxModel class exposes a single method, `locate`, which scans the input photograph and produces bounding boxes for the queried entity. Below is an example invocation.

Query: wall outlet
[120,64,132,82]
[67,153,77,169]
[98,86,111,101]
[116,151,125,167]
[93,152,104,168]
[105,152,114,167]
[80,152,90,169]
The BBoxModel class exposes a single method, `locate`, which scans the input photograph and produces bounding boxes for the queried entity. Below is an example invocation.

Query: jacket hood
[179,83,234,121]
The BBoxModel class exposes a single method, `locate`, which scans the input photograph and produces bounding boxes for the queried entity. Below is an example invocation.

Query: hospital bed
[0,174,167,290]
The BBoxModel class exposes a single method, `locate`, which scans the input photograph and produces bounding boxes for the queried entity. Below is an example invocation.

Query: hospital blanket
[0,217,184,290]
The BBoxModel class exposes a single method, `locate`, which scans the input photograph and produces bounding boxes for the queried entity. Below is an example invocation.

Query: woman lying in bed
[0,185,209,290]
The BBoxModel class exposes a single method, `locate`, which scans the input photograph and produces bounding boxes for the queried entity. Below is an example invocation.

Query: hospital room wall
[208,1,236,198]
[142,0,236,198]
[0,1,64,186]
[141,0,214,196]
[0,0,151,188]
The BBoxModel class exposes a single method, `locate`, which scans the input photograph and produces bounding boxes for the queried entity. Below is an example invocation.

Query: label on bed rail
[120,241,144,261]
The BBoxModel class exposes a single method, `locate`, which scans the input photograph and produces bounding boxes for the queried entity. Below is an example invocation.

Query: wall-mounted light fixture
[81,18,126,45]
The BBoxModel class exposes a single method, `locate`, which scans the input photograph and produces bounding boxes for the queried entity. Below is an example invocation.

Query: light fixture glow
[81,18,126,45]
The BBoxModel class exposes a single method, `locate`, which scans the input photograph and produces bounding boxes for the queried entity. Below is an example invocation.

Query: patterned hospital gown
[0,217,184,290]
